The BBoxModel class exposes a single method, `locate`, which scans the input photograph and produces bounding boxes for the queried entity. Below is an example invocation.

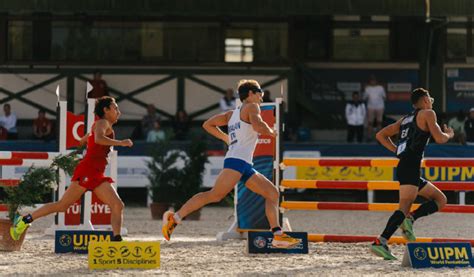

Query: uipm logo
[247,232,308,254]
[403,242,474,268]
[253,236,267,249]
[55,230,113,254]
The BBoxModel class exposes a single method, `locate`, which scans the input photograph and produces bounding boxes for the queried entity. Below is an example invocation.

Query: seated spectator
[33,109,53,141]
[345,91,366,143]
[87,70,109,99]
[147,120,166,143]
[0,103,17,140]
[448,110,466,144]
[263,90,273,103]
[465,108,474,144]
[142,104,161,138]
[173,110,190,140]
[219,88,236,112]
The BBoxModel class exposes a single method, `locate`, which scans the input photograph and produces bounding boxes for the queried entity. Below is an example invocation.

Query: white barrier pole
[45,101,68,234]
[58,101,67,227]
[459,191,466,205]
[82,98,96,229]
[110,150,118,190]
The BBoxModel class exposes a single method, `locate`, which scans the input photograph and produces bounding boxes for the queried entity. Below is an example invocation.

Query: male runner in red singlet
[10,96,133,241]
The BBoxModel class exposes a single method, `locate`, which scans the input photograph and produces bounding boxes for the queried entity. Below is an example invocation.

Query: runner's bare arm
[422,110,454,144]
[79,133,90,146]
[375,119,402,153]
[248,104,276,137]
[94,119,133,147]
[202,111,233,144]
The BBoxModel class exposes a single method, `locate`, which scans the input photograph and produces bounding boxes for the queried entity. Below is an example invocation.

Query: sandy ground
[1,207,474,276]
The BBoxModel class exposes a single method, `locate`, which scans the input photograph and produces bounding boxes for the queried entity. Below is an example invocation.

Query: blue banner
[55,230,113,254]
[445,68,474,113]
[247,232,308,254]
[406,242,474,268]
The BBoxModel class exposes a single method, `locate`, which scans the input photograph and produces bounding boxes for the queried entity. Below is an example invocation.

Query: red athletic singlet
[71,123,115,191]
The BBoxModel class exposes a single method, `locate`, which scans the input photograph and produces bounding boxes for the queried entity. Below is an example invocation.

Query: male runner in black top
[370,88,454,260]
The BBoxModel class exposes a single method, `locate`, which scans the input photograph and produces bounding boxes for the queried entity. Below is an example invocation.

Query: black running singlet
[396,109,431,159]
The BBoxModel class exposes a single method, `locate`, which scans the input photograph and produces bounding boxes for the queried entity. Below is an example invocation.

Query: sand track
[1,207,473,276]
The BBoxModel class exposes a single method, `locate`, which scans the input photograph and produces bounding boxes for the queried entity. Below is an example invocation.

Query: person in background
[448,110,466,145]
[464,108,474,144]
[345,91,366,143]
[219,88,236,112]
[0,103,18,140]
[363,75,386,141]
[263,89,273,103]
[142,104,161,138]
[173,109,190,140]
[87,70,109,99]
[146,120,166,143]
[33,109,53,141]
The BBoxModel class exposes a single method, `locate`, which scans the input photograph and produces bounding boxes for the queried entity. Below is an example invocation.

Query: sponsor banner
[336,82,361,93]
[55,230,113,254]
[283,151,320,180]
[296,166,393,181]
[253,107,275,157]
[387,82,412,92]
[88,241,160,270]
[308,68,419,114]
[403,242,474,268]
[237,104,276,230]
[422,167,474,181]
[294,165,474,182]
[65,193,111,225]
[247,232,308,254]
[203,156,224,188]
[446,68,474,112]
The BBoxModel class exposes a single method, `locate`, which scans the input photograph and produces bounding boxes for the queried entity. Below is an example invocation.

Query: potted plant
[0,151,80,251]
[174,137,209,220]
[147,140,182,219]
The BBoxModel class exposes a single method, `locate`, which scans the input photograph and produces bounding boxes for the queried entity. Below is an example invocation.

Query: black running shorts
[396,156,428,190]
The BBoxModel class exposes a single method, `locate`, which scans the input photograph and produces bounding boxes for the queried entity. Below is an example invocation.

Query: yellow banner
[88,241,160,270]
[296,166,393,181]
[423,167,474,181]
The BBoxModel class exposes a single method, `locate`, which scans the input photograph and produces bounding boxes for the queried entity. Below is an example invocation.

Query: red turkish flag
[66,112,85,149]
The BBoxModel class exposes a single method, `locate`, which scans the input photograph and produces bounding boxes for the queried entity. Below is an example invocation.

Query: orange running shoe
[271,233,301,248]
[162,211,177,241]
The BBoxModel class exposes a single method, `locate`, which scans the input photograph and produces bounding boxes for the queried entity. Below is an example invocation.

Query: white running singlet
[225,105,259,164]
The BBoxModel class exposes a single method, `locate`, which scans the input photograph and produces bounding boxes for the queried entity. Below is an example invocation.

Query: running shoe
[370,238,397,260]
[162,211,177,241]
[271,233,301,248]
[400,216,416,242]
[10,215,30,241]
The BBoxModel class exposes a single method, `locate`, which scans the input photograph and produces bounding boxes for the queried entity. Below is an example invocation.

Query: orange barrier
[281,180,474,191]
[280,201,474,213]
[282,158,474,168]
[0,179,20,187]
[308,234,474,246]
[280,157,474,244]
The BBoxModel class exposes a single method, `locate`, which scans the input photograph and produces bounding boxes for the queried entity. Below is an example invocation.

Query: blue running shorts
[223,158,257,184]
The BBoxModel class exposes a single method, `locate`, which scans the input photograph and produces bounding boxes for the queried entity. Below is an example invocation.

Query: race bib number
[397,142,407,155]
